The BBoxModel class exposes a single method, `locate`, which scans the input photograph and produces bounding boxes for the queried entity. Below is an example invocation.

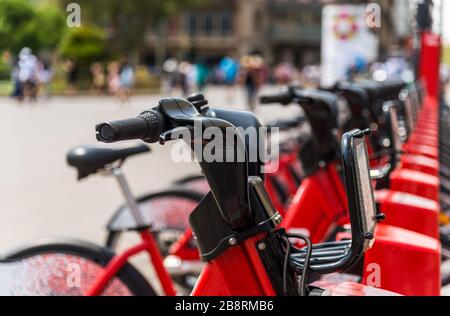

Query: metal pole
[112,168,146,227]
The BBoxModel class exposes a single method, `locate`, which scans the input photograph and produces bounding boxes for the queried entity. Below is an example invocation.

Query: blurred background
[0,0,449,285]
[0,0,448,99]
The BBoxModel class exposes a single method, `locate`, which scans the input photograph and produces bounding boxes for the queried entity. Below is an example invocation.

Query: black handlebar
[95,98,259,232]
[96,110,165,144]
[259,91,292,105]
[267,116,305,132]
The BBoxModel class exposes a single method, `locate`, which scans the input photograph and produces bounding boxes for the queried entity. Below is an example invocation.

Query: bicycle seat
[67,143,150,179]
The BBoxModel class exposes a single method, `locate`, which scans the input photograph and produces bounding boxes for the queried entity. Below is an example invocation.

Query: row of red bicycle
[0,22,447,295]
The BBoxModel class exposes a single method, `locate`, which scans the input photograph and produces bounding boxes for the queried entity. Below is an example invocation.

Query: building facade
[144,0,410,67]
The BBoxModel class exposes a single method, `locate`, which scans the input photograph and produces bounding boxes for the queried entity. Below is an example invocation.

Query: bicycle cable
[369,148,404,160]
[281,232,313,297]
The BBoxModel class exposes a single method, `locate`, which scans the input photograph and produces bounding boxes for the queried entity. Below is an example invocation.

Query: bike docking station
[2,1,450,311]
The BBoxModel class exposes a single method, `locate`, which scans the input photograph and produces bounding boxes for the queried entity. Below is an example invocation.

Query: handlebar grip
[96,110,164,143]
[259,91,292,105]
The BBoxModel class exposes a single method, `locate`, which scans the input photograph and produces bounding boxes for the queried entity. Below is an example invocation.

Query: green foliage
[0,0,65,54]
[60,0,210,53]
[58,26,107,64]
[0,81,13,96]
[28,6,66,52]
[0,60,12,80]
[0,0,210,60]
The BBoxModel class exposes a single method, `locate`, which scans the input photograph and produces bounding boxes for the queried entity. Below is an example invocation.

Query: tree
[58,26,107,65]
[0,0,65,55]
[60,0,210,57]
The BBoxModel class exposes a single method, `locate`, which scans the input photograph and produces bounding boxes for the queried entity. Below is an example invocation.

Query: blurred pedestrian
[195,62,209,92]
[107,61,121,96]
[118,59,135,102]
[219,56,239,105]
[243,69,257,111]
[302,64,321,88]
[240,55,265,112]
[274,62,295,85]
[11,61,21,99]
[178,61,192,97]
[90,62,106,94]
[36,61,53,99]
[162,58,178,95]
[17,47,39,101]
[64,59,79,95]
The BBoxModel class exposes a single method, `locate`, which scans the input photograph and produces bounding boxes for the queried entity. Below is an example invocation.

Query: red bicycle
[94,97,398,296]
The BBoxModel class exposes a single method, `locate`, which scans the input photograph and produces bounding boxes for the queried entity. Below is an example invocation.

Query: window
[186,12,197,36]
[222,12,233,35]
[205,12,213,35]
[184,10,234,37]
[254,10,263,33]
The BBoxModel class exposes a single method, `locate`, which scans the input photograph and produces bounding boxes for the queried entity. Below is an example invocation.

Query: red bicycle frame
[265,148,302,214]
[191,234,276,296]
[191,233,397,297]
[281,163,347,243]
[85,230,177,296]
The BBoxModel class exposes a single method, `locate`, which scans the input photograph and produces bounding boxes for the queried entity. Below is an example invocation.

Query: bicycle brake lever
[159,126,195,145]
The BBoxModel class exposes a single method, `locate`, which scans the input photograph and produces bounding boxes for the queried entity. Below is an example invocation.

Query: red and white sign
[321,5,379,87]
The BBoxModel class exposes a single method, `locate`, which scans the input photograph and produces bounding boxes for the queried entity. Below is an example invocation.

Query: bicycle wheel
[174,175,210,195]
[106,189,204,255]
[1,238,156,296]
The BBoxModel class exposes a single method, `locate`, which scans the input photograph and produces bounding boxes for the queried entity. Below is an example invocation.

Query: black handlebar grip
[96,117,148,143]
[259,91,292,105]
[139,110,165,143]
[96,110,164,143]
